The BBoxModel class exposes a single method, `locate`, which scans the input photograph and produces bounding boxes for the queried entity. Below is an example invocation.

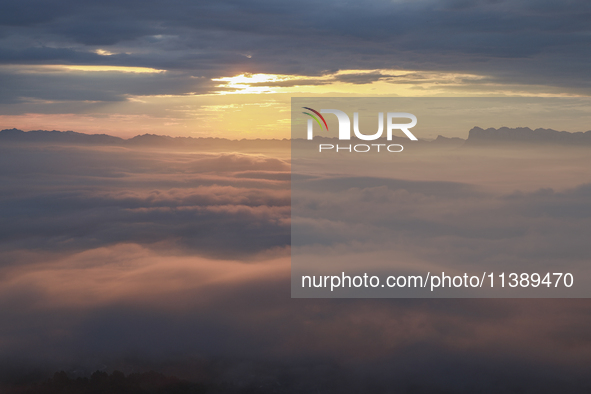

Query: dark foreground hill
[5,370,207,394]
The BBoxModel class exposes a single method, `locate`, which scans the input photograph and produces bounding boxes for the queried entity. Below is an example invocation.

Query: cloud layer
[0,138,590,392]
[1,0,591,105]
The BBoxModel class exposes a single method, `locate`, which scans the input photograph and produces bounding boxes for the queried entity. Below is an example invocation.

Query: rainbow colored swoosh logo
[302,107,328,131]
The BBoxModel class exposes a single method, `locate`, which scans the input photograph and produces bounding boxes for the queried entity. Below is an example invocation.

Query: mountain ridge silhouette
[3,127,591,147]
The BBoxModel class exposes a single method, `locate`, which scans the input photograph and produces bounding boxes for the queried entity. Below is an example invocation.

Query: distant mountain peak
[466,126,591,145]
[0,128,289,150]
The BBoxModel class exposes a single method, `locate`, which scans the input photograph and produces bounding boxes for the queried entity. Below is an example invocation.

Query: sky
[1,0,591,138]
[1,1,591,392]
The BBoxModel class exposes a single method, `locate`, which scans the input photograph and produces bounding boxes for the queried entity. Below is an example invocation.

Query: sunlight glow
[1,64,166,74]
[59,65,165,73]
[94,49,115,56]
[212,73,295,94]
[211,69,489,96]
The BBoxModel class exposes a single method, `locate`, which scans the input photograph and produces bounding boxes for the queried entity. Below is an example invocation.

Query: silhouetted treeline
[9,370,207,394]
[2,362,591,394]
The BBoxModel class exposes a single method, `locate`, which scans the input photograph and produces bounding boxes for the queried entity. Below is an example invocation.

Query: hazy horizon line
[3,126,591,144]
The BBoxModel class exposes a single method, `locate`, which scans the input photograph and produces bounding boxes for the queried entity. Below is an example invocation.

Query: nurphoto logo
[302,107,418,153]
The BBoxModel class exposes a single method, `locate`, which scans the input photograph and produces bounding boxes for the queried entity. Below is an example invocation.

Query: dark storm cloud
[1,0,591,97]
[0,68,223,106]
[333,71,390,85]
